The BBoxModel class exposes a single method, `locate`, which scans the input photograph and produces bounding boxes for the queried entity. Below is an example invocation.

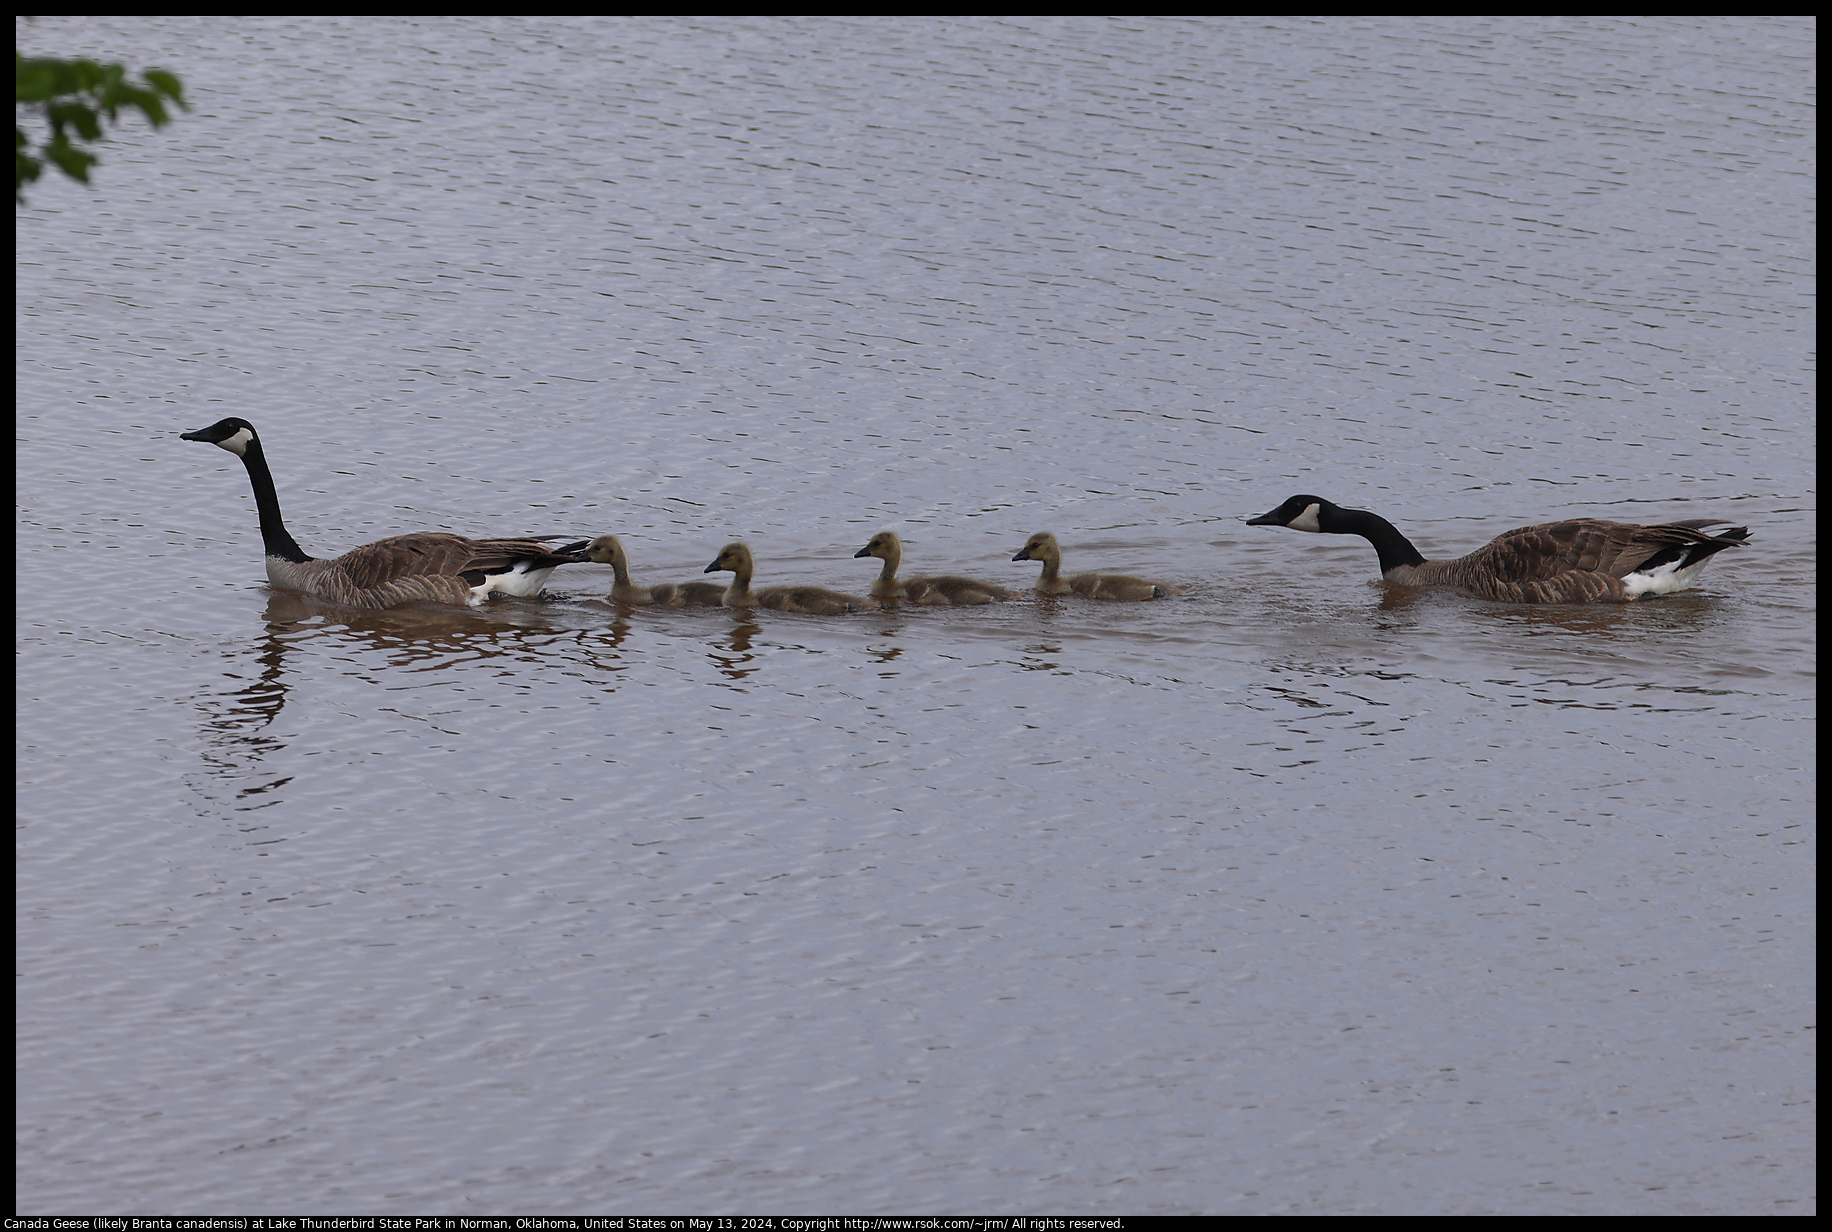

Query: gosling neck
[723,560,754,604]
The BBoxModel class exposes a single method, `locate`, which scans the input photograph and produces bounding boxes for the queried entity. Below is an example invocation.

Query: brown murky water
[17,14,1813,1215]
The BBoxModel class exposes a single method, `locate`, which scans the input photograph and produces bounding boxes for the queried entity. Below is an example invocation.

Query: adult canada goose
[569,535,726,607]
[703,542,876,614]
[1246,494,1750,603]
[1011,531,1181,600]
[179,416,584,610]
[854,531,1014,605]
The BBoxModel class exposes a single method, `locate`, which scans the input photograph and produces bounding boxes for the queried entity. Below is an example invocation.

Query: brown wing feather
[1460,521,1614,581]
[331,534,484,588]
[457,537,583,576]
[1469,520,1740,581]
[335,534,577,588]
[1426,519,1748,602]
[300,534,580,611]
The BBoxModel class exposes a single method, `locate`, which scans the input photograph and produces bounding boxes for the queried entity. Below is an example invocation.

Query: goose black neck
[1330,505,1426,574]
[239,435,312,563]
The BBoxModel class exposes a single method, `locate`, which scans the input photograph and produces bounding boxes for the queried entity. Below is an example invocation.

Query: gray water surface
[16,15,1814,1215]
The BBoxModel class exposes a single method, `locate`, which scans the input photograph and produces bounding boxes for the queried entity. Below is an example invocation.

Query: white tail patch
[1623,557,1712,598]
[468,561,559,603]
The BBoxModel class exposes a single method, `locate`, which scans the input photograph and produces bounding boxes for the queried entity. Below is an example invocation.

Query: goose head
[180,417,259,458]
[1247,495,1334,533]
[578,535,626,567]
[855,531,902,563]
[705,542,753,576]
[1012,531,1061,565]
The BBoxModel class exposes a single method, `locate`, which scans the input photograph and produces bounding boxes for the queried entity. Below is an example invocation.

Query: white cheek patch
[1290,502,1324,533]
[218,426,255,457]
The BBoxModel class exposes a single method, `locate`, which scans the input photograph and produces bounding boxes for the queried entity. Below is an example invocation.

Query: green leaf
[47,101,104,142]
[144,69,185,105]
[16,52,188,202]
[44,138,95,182]
[15,60,62,103]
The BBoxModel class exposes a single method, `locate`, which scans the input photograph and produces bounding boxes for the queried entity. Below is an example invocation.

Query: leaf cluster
[16,52,187,202]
